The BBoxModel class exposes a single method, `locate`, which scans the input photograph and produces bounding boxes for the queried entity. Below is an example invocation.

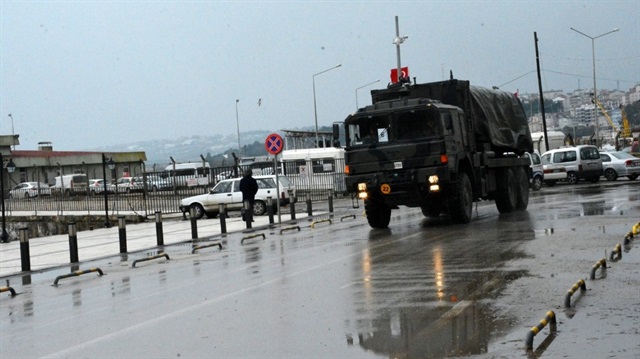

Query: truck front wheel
[448,172,473,224]
[364,199,391,229]
[421,201,443,218]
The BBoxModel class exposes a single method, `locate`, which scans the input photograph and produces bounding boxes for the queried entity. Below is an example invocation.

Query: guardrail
[564,279,586,308]
[590,258,607,280]
[53,268,104,286]
[525,311,557,350]
[132,253,170,268]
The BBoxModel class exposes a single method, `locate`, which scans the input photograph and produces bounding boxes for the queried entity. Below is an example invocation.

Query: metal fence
[4,160,348,217]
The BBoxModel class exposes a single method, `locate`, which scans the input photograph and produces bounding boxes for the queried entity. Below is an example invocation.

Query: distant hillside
[93,127,330,169]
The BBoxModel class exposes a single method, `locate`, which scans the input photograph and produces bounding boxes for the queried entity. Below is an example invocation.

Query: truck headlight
[357,183,367,191]
[429,184,440,192]
[358,192,368,200]
[428,175,439,184]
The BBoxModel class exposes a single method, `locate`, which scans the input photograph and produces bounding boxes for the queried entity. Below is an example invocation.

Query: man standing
[239,169,258,222]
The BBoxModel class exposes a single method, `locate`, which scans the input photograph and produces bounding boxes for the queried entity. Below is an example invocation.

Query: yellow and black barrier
[132,253,170,268]
[310,219,332,228]
[340,214,356,222]
[525,311,557,350]
[1,286,17,297]
[609,243,622,262]
[241,233,266,244]
[589,258,607,280]
[192,241,223,253]
[280,226,301,235]
[564,279,586,308]
[53,268,104,286]
[624,231,634,245]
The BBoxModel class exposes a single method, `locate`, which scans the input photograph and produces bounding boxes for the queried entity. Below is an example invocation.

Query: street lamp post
[313,64,342,147]
[1,154,16,243]
[102,154,115,228]
[570,27,619,148]
[355,80,380,109]
[235,99,241,154]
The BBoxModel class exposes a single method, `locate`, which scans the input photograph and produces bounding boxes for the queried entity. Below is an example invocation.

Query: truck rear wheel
[448,172,473,224]
[364,199,391,229]
[515,167,529,210]
[495,168,517,213]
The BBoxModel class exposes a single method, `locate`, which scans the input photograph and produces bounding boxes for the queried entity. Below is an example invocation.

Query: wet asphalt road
[1,181,639,358]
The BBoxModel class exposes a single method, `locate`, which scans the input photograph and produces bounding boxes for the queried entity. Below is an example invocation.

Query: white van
[540,145,602,184]
[165,162,211,188]
[54,174,89,196]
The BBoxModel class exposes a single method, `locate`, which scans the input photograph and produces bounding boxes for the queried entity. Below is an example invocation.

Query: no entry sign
[265,133,284,155]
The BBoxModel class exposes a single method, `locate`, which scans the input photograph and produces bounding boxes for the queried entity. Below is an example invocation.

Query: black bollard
[190,207,198,239]
[289,190,296,220]
[155,211,164,246]
[328,189,334,213]
[306,197,313,216]
[218,203,227,234]
[244,200,252,229]
[267,197,274,224]
[68,223,79,263]
[118,216,127,253]
[19,227,30,272]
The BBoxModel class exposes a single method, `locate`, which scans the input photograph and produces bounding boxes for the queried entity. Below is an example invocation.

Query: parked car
[599,151,640,181]
[8,182,52,199]
[143,175,172,192]
[541,145,602,184]
[116,177,143,193]
[525,152,543,191]
[89,179,116,195]
[179,175,295,219]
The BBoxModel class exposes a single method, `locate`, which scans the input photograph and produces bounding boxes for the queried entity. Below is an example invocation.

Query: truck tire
[364,199,391,229]
[495,168,517,213]
[421,202,443,218]
[448,172,473,224]
[515,167,529,210]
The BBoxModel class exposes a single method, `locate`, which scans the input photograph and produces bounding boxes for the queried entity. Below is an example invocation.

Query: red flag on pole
[390,67,409,83]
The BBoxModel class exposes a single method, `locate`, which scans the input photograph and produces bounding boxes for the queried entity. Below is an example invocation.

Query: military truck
[332,78,533,228]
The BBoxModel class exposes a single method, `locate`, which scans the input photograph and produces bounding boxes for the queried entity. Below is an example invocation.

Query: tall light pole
[102,154,115,228]
[1,154,16,243]
[570,27,619,147]
[313,64,341,147]
[355,80,380,109]
[7,114,15,150]
[235,99,241,154]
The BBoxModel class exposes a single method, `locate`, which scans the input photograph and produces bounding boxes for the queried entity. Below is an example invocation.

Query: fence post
[68,223,79,263]
[190,207,198,239]
[328,189,334,213]
[267,197,274,224]
[19,227,30,272]
[155,211,164,246]
[219,203,227,234]
[306,197,313,216]
[118,216,127,253]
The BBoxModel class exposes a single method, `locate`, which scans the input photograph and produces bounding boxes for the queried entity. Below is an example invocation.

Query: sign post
[265,133,284,224]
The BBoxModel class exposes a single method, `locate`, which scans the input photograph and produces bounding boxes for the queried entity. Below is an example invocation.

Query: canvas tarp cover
[468,86,533,154]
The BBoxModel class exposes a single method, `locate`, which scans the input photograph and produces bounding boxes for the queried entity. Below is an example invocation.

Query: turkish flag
[390,67,409,83]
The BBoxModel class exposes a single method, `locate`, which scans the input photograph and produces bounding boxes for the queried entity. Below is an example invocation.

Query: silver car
[8,182,51,199]
[599,151,640,181]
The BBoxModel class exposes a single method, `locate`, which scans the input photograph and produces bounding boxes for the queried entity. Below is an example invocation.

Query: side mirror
[332,123,341,148]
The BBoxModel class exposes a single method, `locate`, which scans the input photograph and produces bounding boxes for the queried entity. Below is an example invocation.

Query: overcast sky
[1,0,639,151]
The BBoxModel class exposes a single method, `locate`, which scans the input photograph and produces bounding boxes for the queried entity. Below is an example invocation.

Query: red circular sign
[265,133,284,155]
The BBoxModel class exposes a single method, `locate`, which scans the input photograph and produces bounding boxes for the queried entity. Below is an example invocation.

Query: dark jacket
[239,174,258,202]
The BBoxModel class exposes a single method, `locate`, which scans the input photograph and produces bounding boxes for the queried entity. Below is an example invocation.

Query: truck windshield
[347,109,440,147]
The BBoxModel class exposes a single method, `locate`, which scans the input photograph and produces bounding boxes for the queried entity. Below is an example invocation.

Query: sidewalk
[0,209,318,278]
